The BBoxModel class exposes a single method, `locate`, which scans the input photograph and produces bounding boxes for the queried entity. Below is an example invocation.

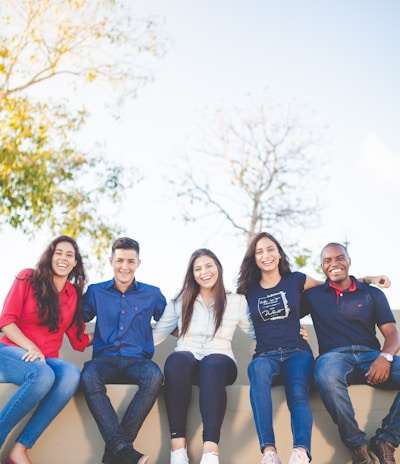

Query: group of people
[0,234,399,464]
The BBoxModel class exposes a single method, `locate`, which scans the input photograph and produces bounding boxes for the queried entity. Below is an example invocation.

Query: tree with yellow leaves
[0,0,167,261]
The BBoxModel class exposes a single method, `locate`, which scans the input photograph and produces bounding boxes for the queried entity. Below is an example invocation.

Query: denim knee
[314,353,347,391]
[248,357,275,385]
[29,362,57,395]
[80,362,103,393]
[56,362,81,396]
[140,361,163,390]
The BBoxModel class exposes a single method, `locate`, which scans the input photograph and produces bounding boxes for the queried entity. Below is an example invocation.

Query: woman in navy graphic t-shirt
[237,232,317,464]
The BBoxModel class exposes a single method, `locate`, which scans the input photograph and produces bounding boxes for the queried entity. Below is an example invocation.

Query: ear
[137,259,142,268]
[109,256,113,266]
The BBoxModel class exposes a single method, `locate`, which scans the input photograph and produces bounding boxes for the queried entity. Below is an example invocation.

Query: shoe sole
[138,456,149,464]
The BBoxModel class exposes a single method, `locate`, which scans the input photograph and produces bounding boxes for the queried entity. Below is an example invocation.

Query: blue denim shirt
[83,279,166,359]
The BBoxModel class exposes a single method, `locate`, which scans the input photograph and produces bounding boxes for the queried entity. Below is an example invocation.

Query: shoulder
[279,271,306,290]
[135,281,163,294]
[16,268,34,280]
[303,281,325,298]
[85,279,113,293]
[287,271,306,282]
[358,280,389,301]
[358,280,385,295]
[226,292,247,304]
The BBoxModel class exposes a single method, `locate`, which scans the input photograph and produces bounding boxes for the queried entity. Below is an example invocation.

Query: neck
[329,276,352,291]
[260,269,281,289]
[115,281,132,294]
[53,275,68,292]
[200,288,215,305]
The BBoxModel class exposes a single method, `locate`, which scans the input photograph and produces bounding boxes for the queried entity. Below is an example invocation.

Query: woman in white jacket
[152,248,255,464]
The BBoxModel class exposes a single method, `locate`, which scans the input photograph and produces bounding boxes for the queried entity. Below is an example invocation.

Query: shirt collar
[60,280,73,296]
[324,276,360,294]
[107,278,137,292]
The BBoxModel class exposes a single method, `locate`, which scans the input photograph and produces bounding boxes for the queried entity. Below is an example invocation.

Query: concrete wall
[1,319,400,464]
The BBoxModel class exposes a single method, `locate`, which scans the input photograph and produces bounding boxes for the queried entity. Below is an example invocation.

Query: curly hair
[237,232,291,295]
[173,248,227,338]
[30,235,87,338]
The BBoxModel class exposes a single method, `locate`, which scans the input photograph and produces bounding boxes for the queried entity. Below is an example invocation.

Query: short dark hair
[320,242,349,260]
[111,237,140,255]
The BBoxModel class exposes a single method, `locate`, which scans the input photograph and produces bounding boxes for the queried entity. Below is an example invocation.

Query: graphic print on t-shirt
[258,291,290,321]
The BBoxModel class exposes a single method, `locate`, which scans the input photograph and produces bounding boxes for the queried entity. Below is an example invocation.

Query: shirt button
[122,310,125,314]
[120,326,124,330]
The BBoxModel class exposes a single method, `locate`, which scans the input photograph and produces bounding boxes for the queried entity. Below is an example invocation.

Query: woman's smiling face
[193,255,219,291]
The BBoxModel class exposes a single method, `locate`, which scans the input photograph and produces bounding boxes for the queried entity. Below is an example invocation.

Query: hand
[21,348,46,363]
[368,275,391,288]
[365,356,391,385]
[300,326,309,342]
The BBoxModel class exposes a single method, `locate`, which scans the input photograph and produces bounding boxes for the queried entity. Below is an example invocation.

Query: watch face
[381,353,393,362]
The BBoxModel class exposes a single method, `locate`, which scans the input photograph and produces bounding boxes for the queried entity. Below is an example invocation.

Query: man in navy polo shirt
[81,237,166,464]
[302,242,400,464]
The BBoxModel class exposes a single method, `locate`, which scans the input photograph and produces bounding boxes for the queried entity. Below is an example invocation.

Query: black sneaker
[114,447,149,464]
[369,441,396,464]
[351,445,375,464]
[102,449,113,464]
[131,449,149,464]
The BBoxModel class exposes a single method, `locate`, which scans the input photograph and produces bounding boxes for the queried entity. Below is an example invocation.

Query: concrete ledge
[1,317,400,463]
[1,383,399,464]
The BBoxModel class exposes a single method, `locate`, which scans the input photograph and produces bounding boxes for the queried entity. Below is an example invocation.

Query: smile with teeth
[330,269,343,274]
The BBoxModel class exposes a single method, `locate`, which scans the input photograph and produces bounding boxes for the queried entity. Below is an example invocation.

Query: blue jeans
[314,346,400,449]
[248,348,314,458]
[81,356,163,454]
[0,344,81,448]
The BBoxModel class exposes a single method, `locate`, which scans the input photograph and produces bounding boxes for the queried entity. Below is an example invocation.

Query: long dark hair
[237,232,291,295]
[30,235,87,337]
[173,248,227,338]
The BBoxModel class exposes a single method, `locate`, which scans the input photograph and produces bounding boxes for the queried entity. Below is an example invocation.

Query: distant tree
[170,93,326,262]
[0,0,167,261]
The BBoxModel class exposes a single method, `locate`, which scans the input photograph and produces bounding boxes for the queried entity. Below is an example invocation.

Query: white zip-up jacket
[153,292,255,361]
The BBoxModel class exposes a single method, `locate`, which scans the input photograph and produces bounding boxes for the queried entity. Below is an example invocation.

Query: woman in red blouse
[0,235,92,464]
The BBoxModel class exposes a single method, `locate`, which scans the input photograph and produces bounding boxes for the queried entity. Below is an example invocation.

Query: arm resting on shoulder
[304,275,324,291]
[362,275,391,288]
[304,274,391,291]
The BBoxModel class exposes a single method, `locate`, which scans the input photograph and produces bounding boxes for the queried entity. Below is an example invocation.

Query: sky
[1,0,399,307]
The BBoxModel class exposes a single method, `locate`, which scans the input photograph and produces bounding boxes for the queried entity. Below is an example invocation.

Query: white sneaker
[261,450,282,464]
[199,451,219,464]
[288,448,310,464]
[171,447,189,464]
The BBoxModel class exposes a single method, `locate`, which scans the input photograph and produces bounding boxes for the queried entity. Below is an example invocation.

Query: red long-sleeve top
[0,269,89,358]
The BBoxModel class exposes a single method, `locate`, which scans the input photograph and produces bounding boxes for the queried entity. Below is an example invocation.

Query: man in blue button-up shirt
[81,237,166,464]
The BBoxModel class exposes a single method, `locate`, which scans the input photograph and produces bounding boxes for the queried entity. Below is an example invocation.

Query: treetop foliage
[0,0,167,264]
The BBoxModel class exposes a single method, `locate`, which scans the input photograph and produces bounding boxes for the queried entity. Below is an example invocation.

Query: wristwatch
[379,352,394,362]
